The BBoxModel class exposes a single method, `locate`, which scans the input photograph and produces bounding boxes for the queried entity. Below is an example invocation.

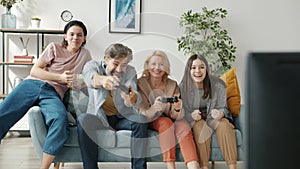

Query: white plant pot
[31,20,40,28]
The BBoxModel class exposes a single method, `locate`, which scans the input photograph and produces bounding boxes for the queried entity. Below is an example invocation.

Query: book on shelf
[13,55,34,58]
[13,60,34,64]
[13,55,34,63]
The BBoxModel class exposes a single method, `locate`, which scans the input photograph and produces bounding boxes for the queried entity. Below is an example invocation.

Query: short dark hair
[62,20,87,47]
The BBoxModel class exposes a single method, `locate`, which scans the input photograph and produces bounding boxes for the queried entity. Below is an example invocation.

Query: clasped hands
[191,109,224,121]
[60,71,85,90]
[60,70,75,88]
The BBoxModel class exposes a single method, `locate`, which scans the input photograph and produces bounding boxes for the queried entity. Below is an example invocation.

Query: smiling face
[64,25,86,53]
[148,55,166,79]
[190,58,207,84]
[104,56,129,77]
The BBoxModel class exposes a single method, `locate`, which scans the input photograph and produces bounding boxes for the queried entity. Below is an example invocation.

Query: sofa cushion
[95,129,116,148]
[63,89,89,121]
[113,129,243,148]
[147,130,161,148]
[63,126,79,147]
[220,68,241,117]
[115,130,161,148]
[64,128,116,148]
[115,130,131,148]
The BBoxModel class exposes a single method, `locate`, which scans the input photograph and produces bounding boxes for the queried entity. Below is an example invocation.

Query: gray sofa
[28,89,244,167]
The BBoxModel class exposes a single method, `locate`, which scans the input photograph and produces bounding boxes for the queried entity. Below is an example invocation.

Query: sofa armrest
[28,106,47,159]
[233,104,245,135]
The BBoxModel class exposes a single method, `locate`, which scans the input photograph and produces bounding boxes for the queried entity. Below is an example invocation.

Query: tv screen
[245,52,300,169]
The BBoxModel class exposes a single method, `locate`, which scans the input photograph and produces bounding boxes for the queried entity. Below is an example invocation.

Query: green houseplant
[0,0,23,9]
[31,17,41,21]
[177,7,237,74]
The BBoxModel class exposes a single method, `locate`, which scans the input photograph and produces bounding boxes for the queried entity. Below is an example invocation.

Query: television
[245,52,300,169]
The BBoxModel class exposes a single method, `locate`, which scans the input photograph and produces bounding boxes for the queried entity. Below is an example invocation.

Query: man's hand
[92,74,120,90]
[121,85,137,107]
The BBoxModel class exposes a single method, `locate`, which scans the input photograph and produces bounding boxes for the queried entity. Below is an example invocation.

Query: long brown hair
[185,54,212,99]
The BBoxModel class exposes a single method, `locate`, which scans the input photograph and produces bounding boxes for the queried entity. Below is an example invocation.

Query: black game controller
[117,84,131,94]
[160,96,179,103]
[199,107,208,120]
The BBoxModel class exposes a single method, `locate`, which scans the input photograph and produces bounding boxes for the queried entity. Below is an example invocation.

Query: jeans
[77,113,148,169]
[0,79,68,155]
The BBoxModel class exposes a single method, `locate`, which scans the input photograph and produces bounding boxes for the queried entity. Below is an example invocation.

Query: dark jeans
[77,113,148,169]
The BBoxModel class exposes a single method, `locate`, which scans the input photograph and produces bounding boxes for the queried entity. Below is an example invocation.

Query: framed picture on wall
[109,0,141,34]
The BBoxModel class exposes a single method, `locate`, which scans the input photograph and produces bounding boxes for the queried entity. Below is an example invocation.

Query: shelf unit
[0,28,64,96]
[0,28,64,131]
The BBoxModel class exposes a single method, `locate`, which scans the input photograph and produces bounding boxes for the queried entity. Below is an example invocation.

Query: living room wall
[1,0,300,103]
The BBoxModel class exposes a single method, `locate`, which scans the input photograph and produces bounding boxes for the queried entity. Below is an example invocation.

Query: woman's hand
[191,109,202,121]
[210,109,224,120]
[152,96,167,112]
[170,98,184,120]
[143,97,166,120]
[172,98,182,111]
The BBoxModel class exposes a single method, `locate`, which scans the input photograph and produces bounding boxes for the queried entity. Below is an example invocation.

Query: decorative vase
[21,48,28,56]
[13,77,23,88]
[1,7,16,28]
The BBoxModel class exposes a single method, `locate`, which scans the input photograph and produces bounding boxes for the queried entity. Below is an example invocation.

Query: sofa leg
[53,162,60,169]
[211,161,215,169]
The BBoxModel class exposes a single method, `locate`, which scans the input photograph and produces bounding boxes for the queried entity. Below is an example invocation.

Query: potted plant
[177,7,237,75]
[31,17,41,28]
[31,17,41,21]
[0,0,23,9]
[0,0,24,28]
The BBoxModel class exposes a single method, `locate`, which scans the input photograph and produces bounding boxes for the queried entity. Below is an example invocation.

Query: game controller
[199,107,208,120]
[117,84,131,94]
[160,96,179,103]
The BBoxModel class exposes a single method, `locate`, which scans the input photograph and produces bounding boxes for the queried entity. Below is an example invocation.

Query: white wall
[1,0,300,102]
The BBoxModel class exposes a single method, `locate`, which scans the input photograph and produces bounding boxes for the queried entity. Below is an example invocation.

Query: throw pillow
[63,88,89,124]
[220,68,241,117]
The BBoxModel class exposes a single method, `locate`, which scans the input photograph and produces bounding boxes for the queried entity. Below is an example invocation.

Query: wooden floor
[0,132,244,169]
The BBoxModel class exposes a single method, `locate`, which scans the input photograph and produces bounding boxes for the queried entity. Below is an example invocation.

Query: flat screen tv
[245,52,300,169]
